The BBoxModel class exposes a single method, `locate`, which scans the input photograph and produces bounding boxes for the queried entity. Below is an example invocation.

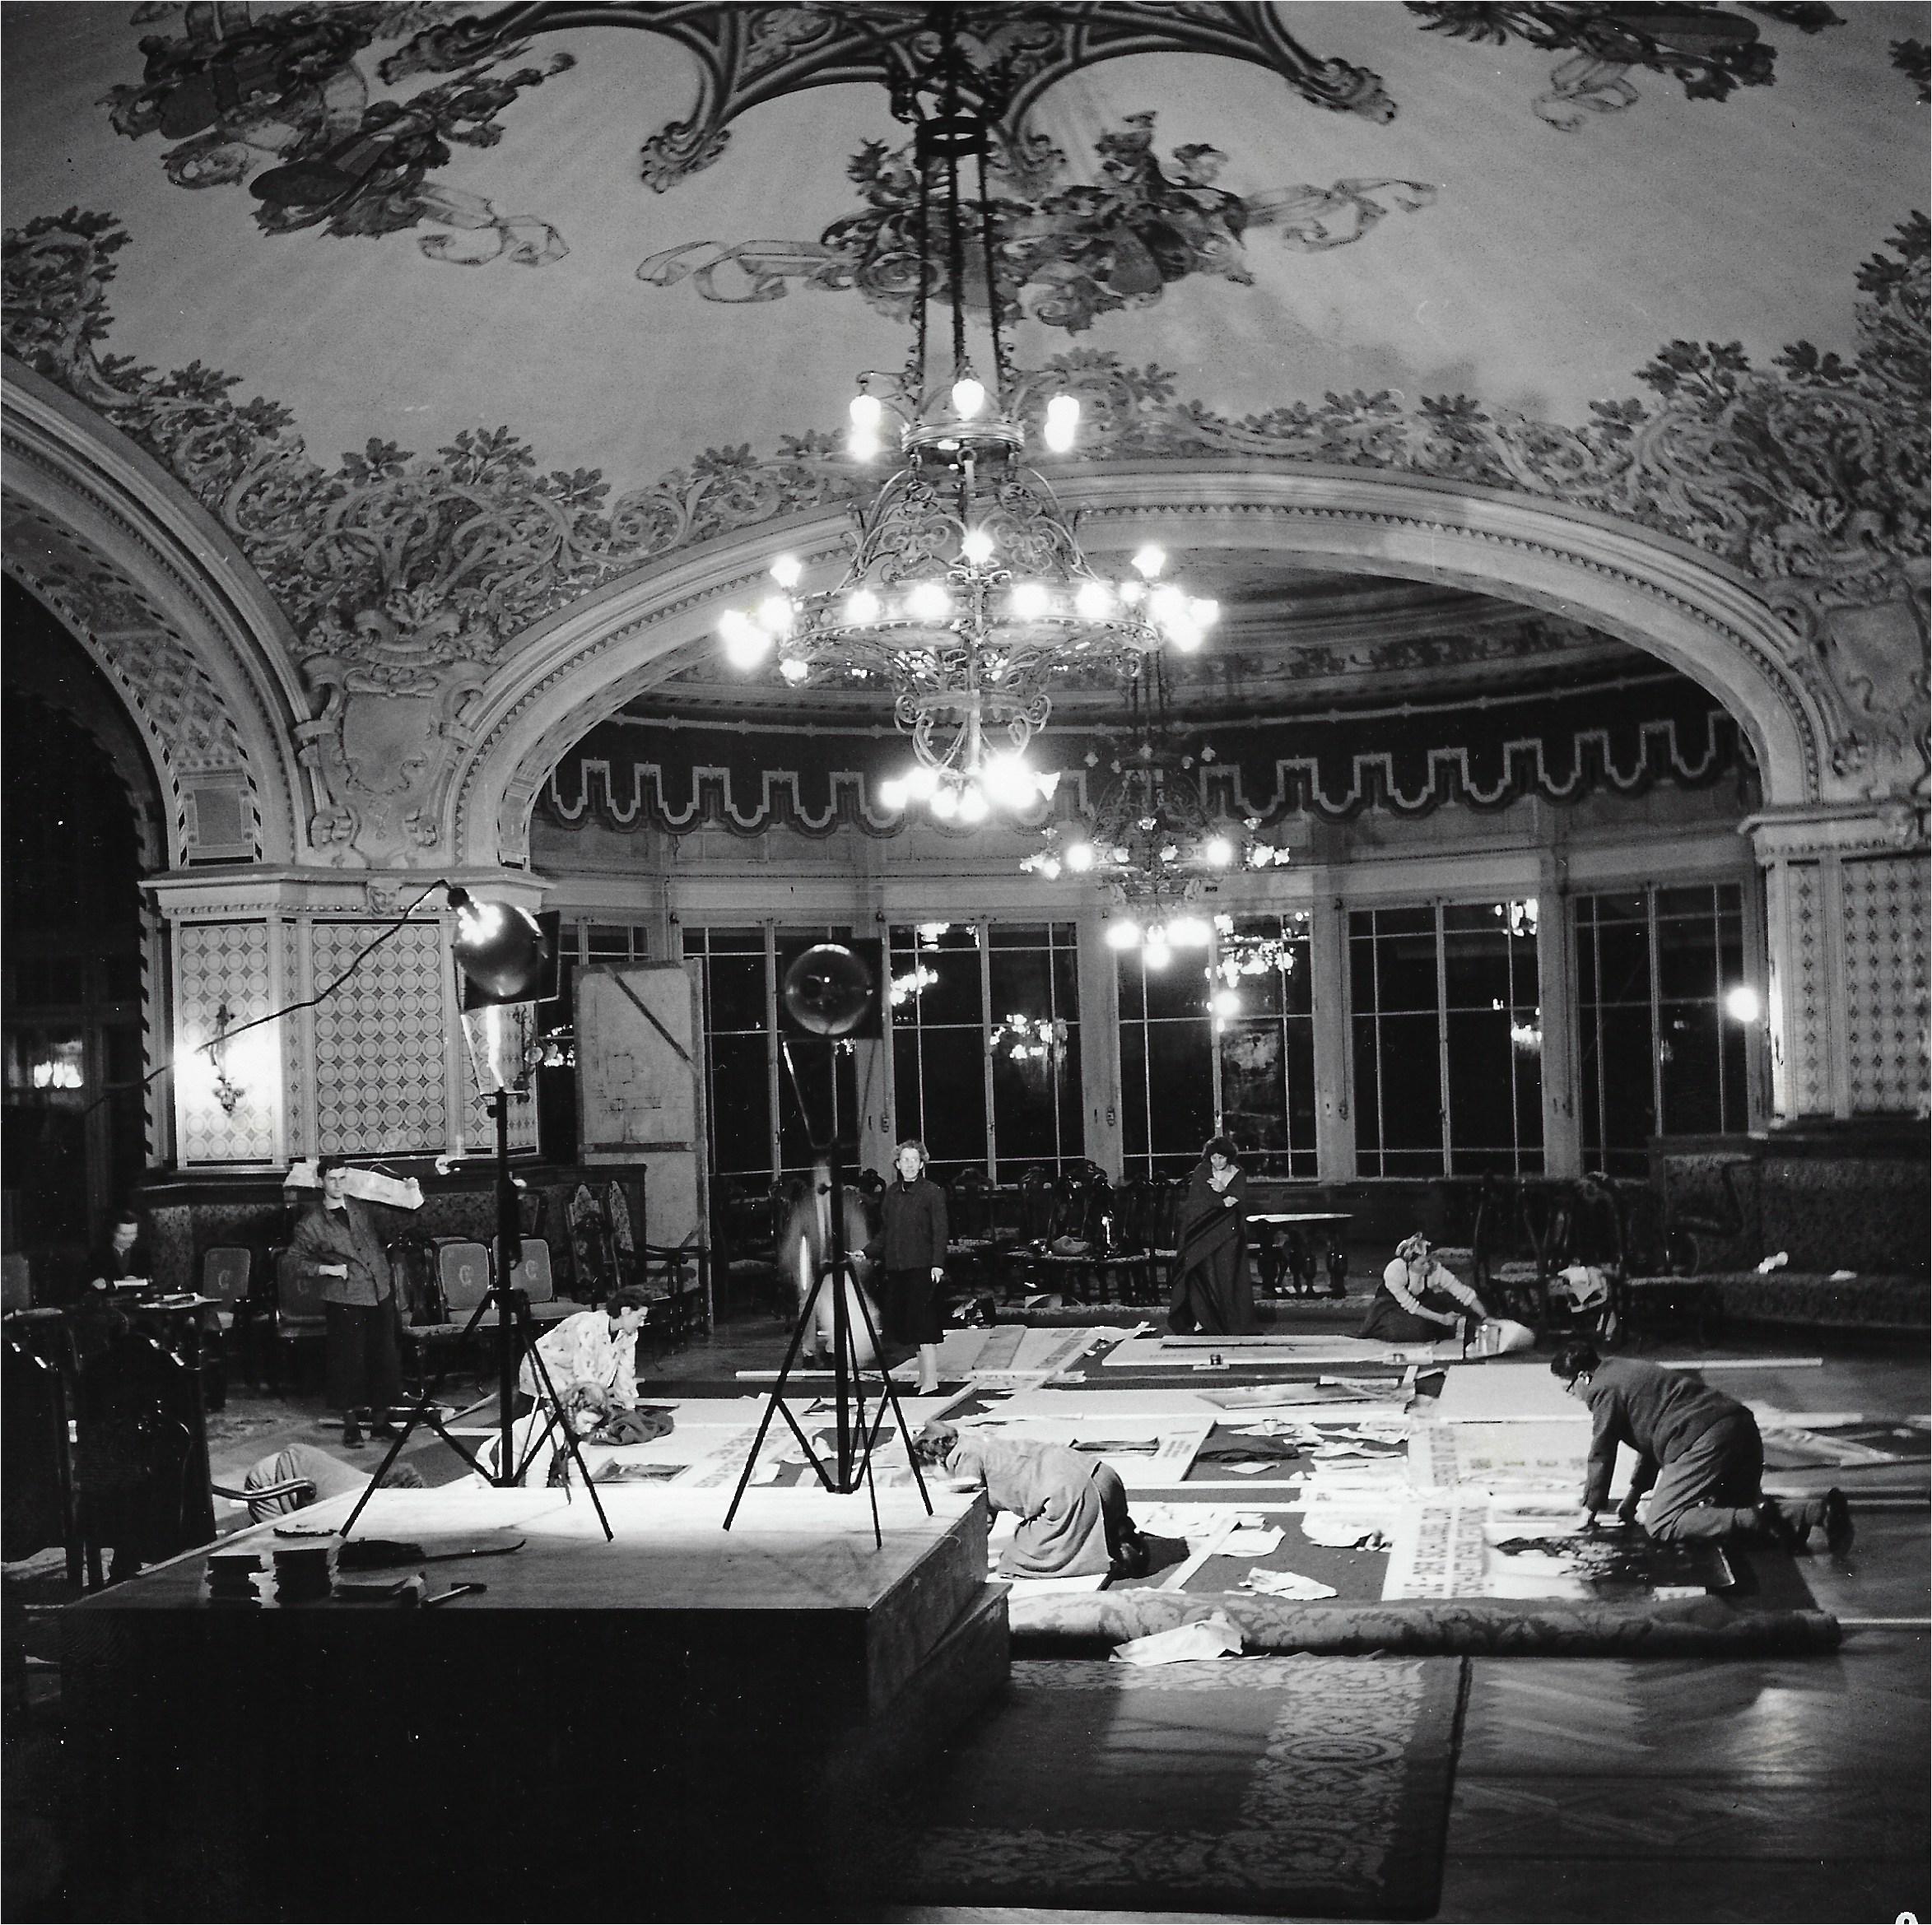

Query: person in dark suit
[1169,1137,1255,1335]
[1553,1341,1853,1553]
[86,1209,151,1292]
[867,1140,949,1393]
[289,1160,401,1448]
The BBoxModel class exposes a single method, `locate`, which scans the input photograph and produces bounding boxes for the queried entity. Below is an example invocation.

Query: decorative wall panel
[1841,854,1930,1114]
[309,921,449,1155]
[1777,863,1831,1118]
[175,921,277,1164]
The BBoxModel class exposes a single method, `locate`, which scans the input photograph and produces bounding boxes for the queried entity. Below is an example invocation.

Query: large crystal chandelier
[713,12,1217,825]
[1022,661,1288,969]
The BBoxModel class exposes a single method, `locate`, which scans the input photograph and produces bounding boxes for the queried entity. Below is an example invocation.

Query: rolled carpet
[1010,1586,1841,1655]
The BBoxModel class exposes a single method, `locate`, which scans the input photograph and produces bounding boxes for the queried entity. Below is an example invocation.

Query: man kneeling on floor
[914,1421,1150,1580]
[1552,1341,1853,1554]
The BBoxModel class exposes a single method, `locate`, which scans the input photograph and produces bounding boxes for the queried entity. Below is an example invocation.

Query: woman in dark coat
[865,1139,949,1393]
[1168,1136,1255,1336]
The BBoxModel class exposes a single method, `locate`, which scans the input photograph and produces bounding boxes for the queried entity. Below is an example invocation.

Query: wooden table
[1246,1212,1352,1298]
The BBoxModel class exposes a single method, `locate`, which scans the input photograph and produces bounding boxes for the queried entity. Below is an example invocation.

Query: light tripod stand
[723,945,931,1545]
[341,1087,612,1540]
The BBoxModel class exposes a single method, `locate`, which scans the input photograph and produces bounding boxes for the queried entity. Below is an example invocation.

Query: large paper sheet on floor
[964,1415,1213,1482]
[1429,1361,1585,1424]
[1102,1332,1441,1369]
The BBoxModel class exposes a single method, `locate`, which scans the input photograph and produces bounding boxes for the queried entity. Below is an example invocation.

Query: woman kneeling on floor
[914,1420,1150,1581]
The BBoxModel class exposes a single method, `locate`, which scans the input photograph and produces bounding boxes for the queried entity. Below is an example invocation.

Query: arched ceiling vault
[2,2,1925,871]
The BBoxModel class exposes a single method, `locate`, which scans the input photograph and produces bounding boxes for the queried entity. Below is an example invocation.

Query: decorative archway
[449,465,1832,868]
[2,367,310,868]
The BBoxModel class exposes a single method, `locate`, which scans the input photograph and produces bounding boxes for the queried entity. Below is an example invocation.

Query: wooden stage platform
[62,1483,1008,1922]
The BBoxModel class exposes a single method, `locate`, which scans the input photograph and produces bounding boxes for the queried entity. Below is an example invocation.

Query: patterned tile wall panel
[310,921,449,1154]
[175,921,277,1163]
[1779,863,1830,1117]
[466,1083,538,1154]
[1841,855,1930,1114]
[281,919,309,1155]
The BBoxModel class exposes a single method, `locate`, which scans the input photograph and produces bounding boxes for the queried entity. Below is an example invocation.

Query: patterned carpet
[843,1654,1468,1918]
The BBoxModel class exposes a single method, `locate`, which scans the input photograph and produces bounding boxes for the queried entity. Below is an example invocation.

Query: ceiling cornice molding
[449,463,1827,867]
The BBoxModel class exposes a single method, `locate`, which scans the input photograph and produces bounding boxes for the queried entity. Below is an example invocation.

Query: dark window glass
[708,1033,770,1177]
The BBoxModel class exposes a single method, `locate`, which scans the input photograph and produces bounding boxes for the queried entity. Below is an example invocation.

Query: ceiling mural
[2,1,1927,866]
[636,111,1436,333]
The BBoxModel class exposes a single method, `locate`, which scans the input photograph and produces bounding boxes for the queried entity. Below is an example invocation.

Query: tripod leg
[512,1301,612,1541]
[723,1264,831,1530]
[340,1291,498,1538]
[849,1274,933,1516]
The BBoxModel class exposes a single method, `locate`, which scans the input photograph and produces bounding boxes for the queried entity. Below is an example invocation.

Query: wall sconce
[209,1002,244,1116]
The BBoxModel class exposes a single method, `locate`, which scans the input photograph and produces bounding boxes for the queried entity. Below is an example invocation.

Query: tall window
[1117,914,1315,1179]
[1576,882,1749,1174]
[1213,913,1317,1176]
[684,924,861,1180]
[887,921,1082,1180]
[1351,902,1543,1176]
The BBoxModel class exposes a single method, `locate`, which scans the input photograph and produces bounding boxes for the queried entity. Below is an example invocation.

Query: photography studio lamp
[340,888,612,1541]
[724,942,931,1544]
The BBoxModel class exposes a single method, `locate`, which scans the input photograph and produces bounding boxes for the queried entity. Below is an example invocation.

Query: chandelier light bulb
[907,581,952,622]
[1036,769,1062,801]
[1213,989,1242,1018]
[845,587,882,625]
[1064,840,1096,872]
[877,779,908,812]
[756,593,794,635]
[1189,597,1220,629]
[1104,918,1142,950]
[1131,546,1166,579]
[961,525,996,565]
[929,785,960,821]
[779,657,810,684]
[1168,915,1213,949]
[952,374,988,420]
[982,754,1039,811]
[719,607,771,668]
[1148,584,1187,630]
[1074,579,1114,620]
[1117,579,1146,607]
[769,554,803,589]
[957,783,990,824]
[1203,835,1235,867]
[1010,581,1050,620]
[1143,939,1172,971]
[1043,393,1080,453]
[849,392,884,430]
[847,427,881,462]
[1037,855,1062,879]
[1725,983,1762,1024]
[902,765,939,801]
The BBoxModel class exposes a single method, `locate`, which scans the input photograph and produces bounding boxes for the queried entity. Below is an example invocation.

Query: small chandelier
[1023,663,1287,966]
[714,12,1217,824]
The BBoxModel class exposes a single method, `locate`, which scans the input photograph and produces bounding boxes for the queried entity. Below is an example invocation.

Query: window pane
[1441,926,1512,1011]
[1659,1002,1725,1135]
[1592,921,1650,1002]
[706,953,766,1032]
[1120,1022,1149,1165]
[1144,1021,1215,1159]
[1352,1018,1382,1173]
[1143,953,1213,1022]
[988,923,1050,950]
[902,942,981,1026]
[1446,1009,1516,1155]
[1220,1021,1286,1153]
[1597,1004,1657,1151]
[708,1034,770,1175]
[1656,913,1720,1002]
[1374,1014,1443,1156]
[912,1029,988,1166]
[1373,928,1439,1012]
[987,948,1051,1021]
[992,1049,1067,1168]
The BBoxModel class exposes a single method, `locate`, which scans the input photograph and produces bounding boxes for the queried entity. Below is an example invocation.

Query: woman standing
[1168,1136,1255,1336]
[867,1140,949,1393]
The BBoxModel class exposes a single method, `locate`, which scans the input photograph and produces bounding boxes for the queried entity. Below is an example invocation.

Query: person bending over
[1169,1136,1255,1336]
[521,1286,649,1415]
[291,1160,402,1448]
[914,1420,1150,1580]
[1553,1341,1852,1553]
[866,1139,948,1394]
[1358,1234,1487,1344]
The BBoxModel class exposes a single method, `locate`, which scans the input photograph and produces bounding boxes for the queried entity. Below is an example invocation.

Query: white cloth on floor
[1111,1611,1244,1665]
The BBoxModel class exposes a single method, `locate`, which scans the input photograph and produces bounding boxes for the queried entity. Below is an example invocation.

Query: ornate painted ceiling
[2,2,1925,865]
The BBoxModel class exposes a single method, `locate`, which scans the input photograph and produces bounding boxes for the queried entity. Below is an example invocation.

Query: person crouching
[913,1420,1150,1580]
